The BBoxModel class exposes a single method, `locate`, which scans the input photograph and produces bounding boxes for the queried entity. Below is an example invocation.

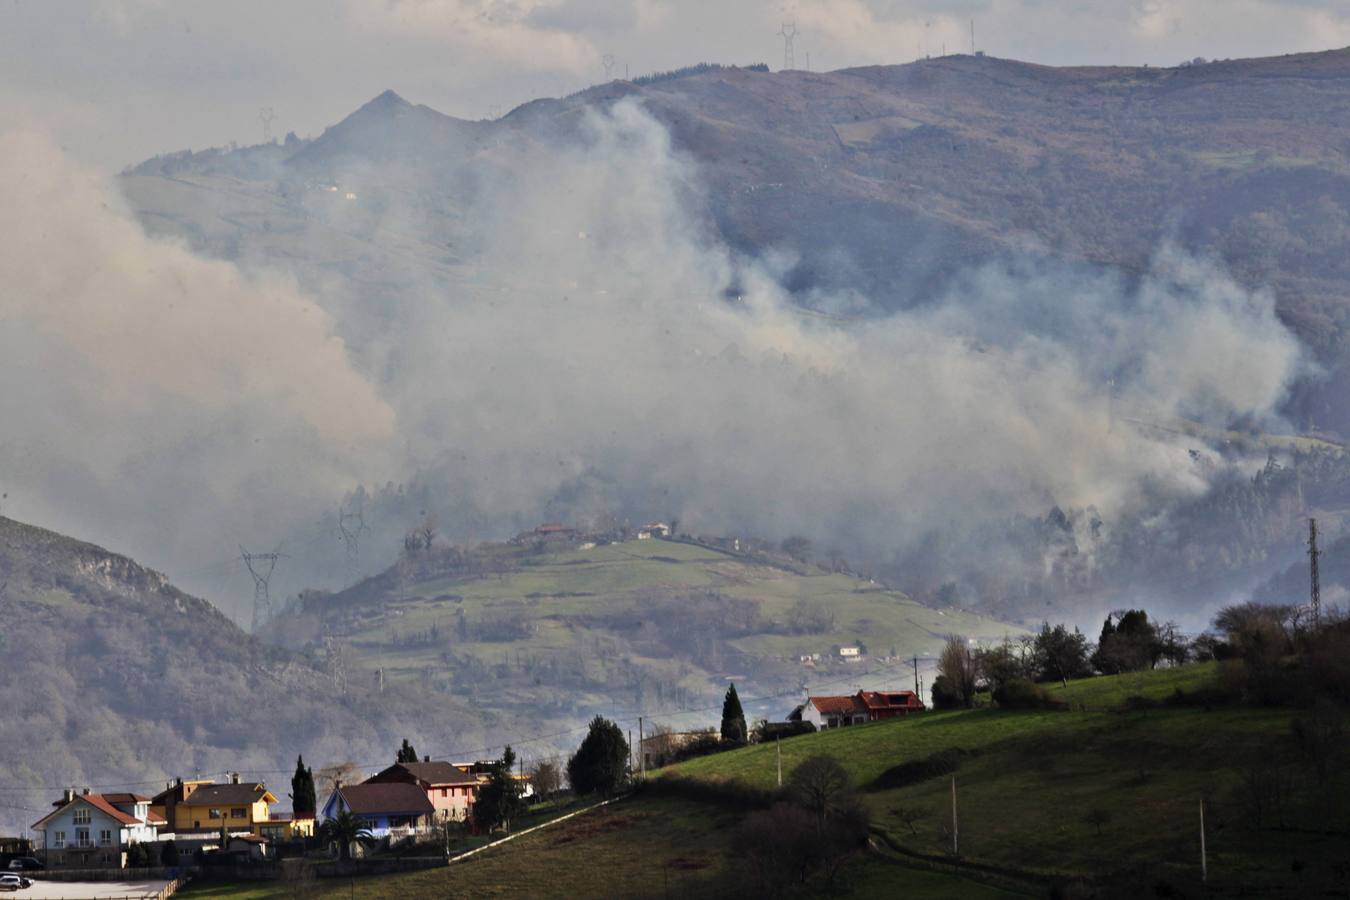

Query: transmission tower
[240,546,282,633]
[778,22,797,71]
[337,501,368,583]
[1309,517,1322,628]
[602,53,617,80]
[258,107,275,143]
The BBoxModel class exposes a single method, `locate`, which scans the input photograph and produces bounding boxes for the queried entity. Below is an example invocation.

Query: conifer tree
[567,716,629,797]
[291,754,316,816]
[396,738,419,763]
[721,682,747,744]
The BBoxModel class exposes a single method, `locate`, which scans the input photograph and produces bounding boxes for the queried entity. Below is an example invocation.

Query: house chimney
[82,787,91,796]
[63,789,75,804]
[230,772,240,785]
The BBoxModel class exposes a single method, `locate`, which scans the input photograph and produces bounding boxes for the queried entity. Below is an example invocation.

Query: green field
[665,664,1349,897]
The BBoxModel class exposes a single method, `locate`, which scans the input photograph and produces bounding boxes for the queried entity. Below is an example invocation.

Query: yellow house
[151,775,279,836]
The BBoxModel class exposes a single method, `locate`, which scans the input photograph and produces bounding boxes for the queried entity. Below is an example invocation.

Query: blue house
[319,782,435,840]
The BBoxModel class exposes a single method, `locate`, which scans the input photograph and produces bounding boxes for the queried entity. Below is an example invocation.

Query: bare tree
[938,635,979,708]
[315,761,365,801]
[787,755,853,827]
[527,759,562,801]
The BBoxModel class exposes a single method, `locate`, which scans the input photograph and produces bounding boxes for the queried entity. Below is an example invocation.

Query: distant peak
[359,89,412,113]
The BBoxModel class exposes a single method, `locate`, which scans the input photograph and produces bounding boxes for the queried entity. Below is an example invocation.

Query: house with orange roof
[30,789,164,869]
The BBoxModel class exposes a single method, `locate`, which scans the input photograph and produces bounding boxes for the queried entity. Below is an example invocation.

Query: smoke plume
[0,102,1306,621]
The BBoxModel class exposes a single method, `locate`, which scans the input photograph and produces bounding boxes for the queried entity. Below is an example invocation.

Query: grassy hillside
[277,536,1017,728]
[665,664,1350,897]
[181,795,1026,899]
[182,664,1345,898]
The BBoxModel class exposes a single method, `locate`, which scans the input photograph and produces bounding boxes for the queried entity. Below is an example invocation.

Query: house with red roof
[30,789,164,869]
[788,689,925,729]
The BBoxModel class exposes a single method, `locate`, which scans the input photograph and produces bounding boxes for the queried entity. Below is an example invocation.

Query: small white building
[838,646,863,661]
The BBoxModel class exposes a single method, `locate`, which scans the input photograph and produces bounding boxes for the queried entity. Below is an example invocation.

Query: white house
[789,695,870,729]
[31,790,164,869]
[837,646,863,661]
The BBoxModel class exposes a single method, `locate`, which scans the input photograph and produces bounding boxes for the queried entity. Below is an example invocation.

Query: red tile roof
[32,793,145,830]
[859,690,923,709]
[808,695,868,716]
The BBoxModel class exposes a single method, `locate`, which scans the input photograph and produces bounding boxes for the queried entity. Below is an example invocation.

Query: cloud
[0,129,396,596]
[344,0,599,74]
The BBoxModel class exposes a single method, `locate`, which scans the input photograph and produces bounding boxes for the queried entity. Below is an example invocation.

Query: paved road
[8,880,171,899]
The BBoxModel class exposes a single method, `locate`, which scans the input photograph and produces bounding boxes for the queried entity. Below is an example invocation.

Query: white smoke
[0,102,1307,620]
[0,129,395,600]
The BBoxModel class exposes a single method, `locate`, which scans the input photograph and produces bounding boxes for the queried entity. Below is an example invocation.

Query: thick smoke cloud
[380,101,1302,559]
[0,129,395,605]
[0,103,1305,623]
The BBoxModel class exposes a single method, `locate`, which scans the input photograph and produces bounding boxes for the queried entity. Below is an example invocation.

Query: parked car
[4,860,39,872]
[0,873,31,891]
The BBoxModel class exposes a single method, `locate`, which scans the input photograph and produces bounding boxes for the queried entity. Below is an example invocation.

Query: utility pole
[778,23,797,71]
[913,656,919,694]
[602,53,616,80]
[776,736,782,788]
[970,19,976,55]
[1199,798,1207,882]
[951,776,959,857]
[258,107,275,143]
[638,716,645,778]
[1309,517,1322,628]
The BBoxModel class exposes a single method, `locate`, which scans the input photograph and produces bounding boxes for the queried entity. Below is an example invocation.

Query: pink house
[363,761,479,823]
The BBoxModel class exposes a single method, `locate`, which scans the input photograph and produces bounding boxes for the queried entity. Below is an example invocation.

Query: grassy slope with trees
[665,663,1347,898]
[272,535,1016,729]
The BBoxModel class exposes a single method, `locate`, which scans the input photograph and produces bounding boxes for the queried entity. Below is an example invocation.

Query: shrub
[869,749,971,791]
[993,678,1067,709]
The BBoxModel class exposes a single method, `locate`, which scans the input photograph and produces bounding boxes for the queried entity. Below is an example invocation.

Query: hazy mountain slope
[0,516,491,833]
[122,50,1350,433]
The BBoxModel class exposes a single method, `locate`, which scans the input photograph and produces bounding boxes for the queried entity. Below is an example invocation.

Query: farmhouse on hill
[789,689,925,729]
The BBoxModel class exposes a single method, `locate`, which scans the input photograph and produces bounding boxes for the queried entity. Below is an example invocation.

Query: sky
[2,0,1350,170]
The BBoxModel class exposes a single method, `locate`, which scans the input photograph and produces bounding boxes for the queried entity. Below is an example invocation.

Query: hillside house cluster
[28,774,315,870]
[27,757,502,870]
[788,689,925,729]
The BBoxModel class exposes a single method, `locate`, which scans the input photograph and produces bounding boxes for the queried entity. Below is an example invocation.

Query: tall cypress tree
[291,754,316,816]
[396,738,419,763]
[721,682,747,744]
